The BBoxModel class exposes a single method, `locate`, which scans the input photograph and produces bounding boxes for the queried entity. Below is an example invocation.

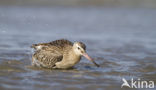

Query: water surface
[0,6,156,90]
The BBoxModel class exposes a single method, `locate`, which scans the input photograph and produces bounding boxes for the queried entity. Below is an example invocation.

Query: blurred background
[0,0,156,8]
[0,0,156,90]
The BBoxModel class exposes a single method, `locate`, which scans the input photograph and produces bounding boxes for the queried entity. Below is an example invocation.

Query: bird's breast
[69,56,81,65]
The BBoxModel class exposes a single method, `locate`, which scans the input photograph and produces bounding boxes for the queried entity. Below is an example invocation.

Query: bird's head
[73,42,100,67]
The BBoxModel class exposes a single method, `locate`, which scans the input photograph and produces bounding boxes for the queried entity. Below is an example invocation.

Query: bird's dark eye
[78,47,80,50]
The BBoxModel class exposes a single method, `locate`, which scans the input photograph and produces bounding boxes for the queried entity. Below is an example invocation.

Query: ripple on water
[0,7,156,90]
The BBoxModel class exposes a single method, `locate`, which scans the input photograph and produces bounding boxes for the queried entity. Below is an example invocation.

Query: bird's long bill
[82,53,100,67]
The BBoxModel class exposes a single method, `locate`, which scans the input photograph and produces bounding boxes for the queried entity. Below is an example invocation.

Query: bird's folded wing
[33,49,63,68]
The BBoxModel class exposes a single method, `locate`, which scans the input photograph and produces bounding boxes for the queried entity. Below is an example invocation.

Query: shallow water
[0,6,156,90]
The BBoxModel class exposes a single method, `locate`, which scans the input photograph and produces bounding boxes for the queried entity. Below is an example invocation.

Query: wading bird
[31,39,99,69]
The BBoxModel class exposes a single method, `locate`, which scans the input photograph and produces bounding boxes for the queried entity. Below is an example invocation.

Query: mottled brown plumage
[31,39,99,69]
[31,39,73,50]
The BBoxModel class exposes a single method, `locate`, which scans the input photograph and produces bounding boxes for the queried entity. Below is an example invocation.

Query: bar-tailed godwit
[31,39,99,69]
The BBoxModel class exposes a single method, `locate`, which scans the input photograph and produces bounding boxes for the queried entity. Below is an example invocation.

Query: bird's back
[31,39,73,50]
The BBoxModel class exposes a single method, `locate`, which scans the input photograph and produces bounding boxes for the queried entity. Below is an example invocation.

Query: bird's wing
[33,48,63,68]
[31,39,73,50]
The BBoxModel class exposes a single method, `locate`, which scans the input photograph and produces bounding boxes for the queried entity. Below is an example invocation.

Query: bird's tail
[31,44,38,49]
[31,44,45,50]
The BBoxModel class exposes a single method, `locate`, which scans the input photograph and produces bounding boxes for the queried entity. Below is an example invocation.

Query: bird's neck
[61,48,81,66]
[56,49,81,69]
[70,49,81,61]
[55,47,81,69]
